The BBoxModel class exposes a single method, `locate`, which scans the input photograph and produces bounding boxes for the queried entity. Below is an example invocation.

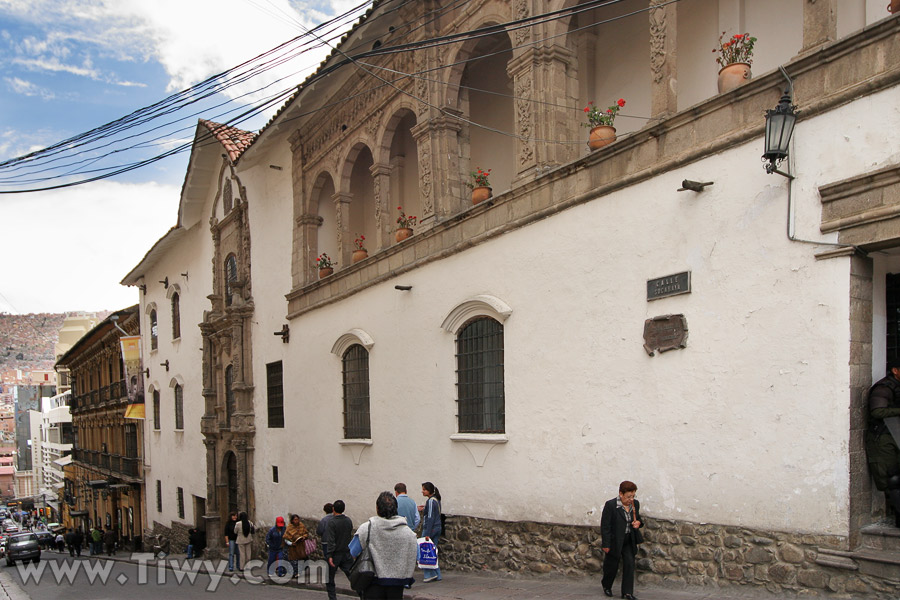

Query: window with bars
[156,480,162,513]
[225,255,238,306]
[342,345,371,439]
[124,423,138,458]
[150,310,158,350]
[456,317,505,433]
[171,292,181,339]
[225,365,235,427]
[177,487,184,519]
[266,361,284,428]
[153,389,161,430]
[174,384,184,430]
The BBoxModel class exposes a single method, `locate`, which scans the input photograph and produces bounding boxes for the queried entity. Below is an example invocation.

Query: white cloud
[0,180,180,314]
[4,76,55,99]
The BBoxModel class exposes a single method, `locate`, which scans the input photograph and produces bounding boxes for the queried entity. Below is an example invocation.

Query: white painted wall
[242,83,900,537]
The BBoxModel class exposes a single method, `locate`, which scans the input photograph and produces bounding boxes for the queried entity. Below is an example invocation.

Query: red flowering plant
[354,234,367,251]
[396,206,417,229]
[468,167,492,188]
[713,31,757,68]
[315,253,334,269]
[583,98,626,128]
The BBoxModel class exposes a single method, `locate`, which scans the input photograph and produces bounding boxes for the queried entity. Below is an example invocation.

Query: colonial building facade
[125,1,900,595]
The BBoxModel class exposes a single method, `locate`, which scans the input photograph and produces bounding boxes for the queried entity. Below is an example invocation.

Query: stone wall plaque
[647,271,691,301]
[643,314,688,356]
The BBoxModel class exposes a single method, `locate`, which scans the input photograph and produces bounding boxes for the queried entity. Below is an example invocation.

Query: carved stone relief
[514,0,531,46]
[649,1,668,84]
[418,137,434,215]
[515,74,534,167]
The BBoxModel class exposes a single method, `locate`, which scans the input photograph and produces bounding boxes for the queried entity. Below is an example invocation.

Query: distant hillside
[0,313,68,370]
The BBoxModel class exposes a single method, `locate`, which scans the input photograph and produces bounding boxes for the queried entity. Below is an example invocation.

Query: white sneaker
[423,576,437,583]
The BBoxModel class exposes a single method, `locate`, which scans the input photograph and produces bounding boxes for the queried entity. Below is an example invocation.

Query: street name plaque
[643,314,688,356]
[647,271,691,301]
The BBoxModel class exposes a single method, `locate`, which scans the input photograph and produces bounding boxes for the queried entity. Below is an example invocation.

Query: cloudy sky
[0,0,365,314]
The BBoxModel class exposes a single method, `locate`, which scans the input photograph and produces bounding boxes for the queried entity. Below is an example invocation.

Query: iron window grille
[156,480,162,513]
[177,487,184,519]
[152,390,160,430]
[174,384,184,430]
[224,255,238,307]
[171,292,181,339]
[150,310,158,351]
[266,361,284,428]
[455,317,505,433]
[342,344,371,439]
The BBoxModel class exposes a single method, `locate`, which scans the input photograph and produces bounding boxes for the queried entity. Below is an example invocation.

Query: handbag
[304,537,317,556]
[348,522,375,592]
[416,537,438,569]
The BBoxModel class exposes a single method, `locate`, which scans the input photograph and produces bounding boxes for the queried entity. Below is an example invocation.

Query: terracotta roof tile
[198,119,257,163]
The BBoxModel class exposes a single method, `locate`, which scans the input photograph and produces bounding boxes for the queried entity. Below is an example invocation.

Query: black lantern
[763,90,797,177]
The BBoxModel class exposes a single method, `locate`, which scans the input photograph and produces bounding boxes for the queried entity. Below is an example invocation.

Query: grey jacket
[356,516,417,586]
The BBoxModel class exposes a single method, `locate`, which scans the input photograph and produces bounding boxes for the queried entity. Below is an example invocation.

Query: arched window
[342,345,370,439]
[152,389,160,430]
[150,309,158,350]
[171,292,181,339]
[224,254,238,306]
[174,383,184,430]
[225,365,234,427]
[456,317,505,433]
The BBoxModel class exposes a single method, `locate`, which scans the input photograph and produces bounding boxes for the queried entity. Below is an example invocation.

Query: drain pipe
[777,66,857,251]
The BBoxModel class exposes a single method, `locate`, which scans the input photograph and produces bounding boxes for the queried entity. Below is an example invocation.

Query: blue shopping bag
[416,537,438,569]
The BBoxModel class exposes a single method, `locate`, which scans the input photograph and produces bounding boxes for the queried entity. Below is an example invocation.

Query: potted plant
[395,207,417,242]
[468,168,492,204]
[352,234,368,263]
[713,31,757,93]
[584,98,625,150]
[315,253,334,278]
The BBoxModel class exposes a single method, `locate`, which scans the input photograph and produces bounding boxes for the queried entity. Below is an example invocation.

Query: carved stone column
[204,438,218,512]
[295,213,323,286]
[289,129,307,290]
[649,0,678,120]
[333,192,353,266]
[370,163,393,250]
[234,439,249,514]
[411,113,464,224]
[801,0,837,53]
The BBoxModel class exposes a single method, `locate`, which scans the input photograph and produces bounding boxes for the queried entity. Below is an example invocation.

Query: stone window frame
[332,329,375,441]
[224,254,238,307]
[167,284,181,341]
[151,387,161,431]
[170,377,185,431]
[147,303,159,352]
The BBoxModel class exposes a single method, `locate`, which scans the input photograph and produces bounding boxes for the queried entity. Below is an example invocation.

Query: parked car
[6,533,40,566]
[4,525,18,534]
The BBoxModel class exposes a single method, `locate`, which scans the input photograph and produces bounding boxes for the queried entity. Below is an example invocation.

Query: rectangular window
[342,346,371,439]
[456,318,505,433]
[177,487,184,519]
[266,362,284,428]
[156,480,162,513]
[153,390,161,430]
[124,424,138,458]
[272,465,279,483]
[174,384,184,430]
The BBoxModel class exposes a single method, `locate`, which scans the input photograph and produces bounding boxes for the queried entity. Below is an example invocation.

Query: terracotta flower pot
[588,125,617,150]
[318,267,333,279]
[891,0,900,13]
[352,249,368,263]
[471,186,492,205]
[395,227,413,243]
[717,63,752,94]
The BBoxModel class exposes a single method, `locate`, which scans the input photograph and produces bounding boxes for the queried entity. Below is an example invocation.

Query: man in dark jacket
[323,500,353,600]
[600,481,644,600]
[72,528,84,557]
[65,529,77,556]
[867,359,900,526]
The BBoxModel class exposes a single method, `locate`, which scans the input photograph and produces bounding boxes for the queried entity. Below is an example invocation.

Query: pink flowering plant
[713,31,757,68]
[315,253,333,269]
[468,167,492,188]
[354,234,367,251]
[396,206,417,229]
[583,98,626,128]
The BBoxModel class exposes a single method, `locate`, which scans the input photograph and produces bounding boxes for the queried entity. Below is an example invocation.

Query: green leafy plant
[713,31,757,68]
[584,98,625,128]
[468,168,491,188]
[315,253,334,269]
[354,235,366,251]
[396,206,417,229]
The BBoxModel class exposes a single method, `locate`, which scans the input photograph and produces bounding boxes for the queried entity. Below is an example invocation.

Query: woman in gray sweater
[354,491,418,598]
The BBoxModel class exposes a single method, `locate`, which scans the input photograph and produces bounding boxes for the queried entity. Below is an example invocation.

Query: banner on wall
[121,336,145,419]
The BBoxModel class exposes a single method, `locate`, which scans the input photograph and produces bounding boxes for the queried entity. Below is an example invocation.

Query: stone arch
[311,170,339,263]
[340,142,377,251]
[331,328,375,357]
[378,106,420,232]
[441,294,513,335]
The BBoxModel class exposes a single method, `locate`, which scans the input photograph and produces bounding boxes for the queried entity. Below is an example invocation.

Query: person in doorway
[284,514,309,576]
[224,512,240,572]
[235,512,255,571]
[394,483,420,531]
[323,500,354,600]
[354,491,418,599]
[419,482,442,583]
[265,516,286,576]
[867,358,900,527]
[601,481,644,600]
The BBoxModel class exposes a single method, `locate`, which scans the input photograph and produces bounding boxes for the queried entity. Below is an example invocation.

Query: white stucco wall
[239,85,900,536]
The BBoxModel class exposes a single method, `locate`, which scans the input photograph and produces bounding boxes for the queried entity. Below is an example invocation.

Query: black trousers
[602,534,636,596]
[364,584,404,599]
[326,553,354,600]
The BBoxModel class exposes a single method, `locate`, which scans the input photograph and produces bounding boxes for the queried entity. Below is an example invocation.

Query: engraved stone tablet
[643,314,688,356]
[647,271,691,301]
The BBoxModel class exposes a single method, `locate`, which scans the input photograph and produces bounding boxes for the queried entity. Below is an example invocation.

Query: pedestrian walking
[323,500,354,600]
[353,491,418,599]
[90,526,102,555]
[65,528,76,556]
[419,482,442,583]
[72,528,84,557]
[317,503,334,556]
[394,483,420,531]
[266,516,287,577]
[601,480,644,600]
[55,532,65,553]
[103,527,117,556]
[284,514,309,577]
[224,512,240,572]
[235,512,255,571]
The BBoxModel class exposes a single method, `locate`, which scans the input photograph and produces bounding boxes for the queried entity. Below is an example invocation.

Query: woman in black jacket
[600,481,643,600]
